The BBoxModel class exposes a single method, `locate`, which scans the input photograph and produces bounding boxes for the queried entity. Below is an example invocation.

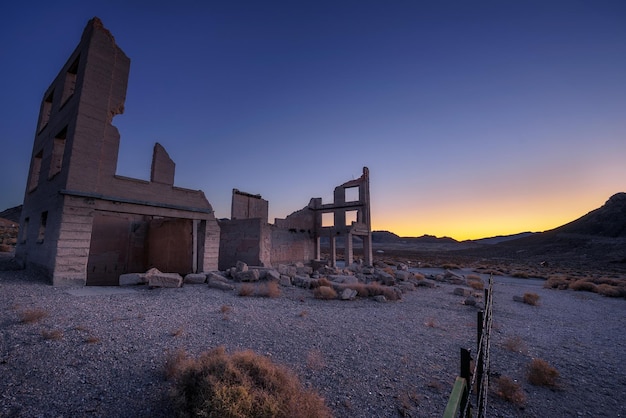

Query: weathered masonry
[15,18,220,285]
[218,167,373,270]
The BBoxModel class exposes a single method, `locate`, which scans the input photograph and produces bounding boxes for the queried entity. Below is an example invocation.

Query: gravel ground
[1,260,625,417]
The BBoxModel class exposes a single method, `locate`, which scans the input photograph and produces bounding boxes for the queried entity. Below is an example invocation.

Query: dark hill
[459,193,626,269]
[0,206,22,223]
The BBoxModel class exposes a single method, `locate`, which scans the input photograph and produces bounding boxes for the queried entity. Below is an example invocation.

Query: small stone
[374,295,387,303]
[340,288,358,300]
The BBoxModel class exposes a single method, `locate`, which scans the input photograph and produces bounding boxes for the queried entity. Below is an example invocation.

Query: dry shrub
[19,308,48,324]
[495,376,526,405]
[569,279,598,293]
[41,329,63,340]
[468,280,484,290]
[258,281,281,298]
[170,327,184,337]
[367,283,401,301]
[596,283,622,297]
[424,318,437,328]
[466,274,482,281]
[527,358,559,387]
[220,305,232,314]
[522,292,540,306]
[427,379,443,391]
[413,272,425,280]
[512,271,530,279]
[85,335,100,344]
[306,349,325,370]
[238,284,255,297]
[298,310,308,318]
[441,263,459,270]
[502,335,528,354]
[168,346,332,418]
[165,348,195,381]
[543,276,570,290]
[313,286,337,300]
[312,278,332,288]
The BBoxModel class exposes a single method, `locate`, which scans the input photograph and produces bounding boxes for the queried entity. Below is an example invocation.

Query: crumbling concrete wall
[219,168,372,270]
[15,17,220,285]
[231,189,269,220]
[218,218,271,270]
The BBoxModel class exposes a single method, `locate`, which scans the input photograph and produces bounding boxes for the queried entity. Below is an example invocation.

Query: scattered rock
[374,295,387,303]
[464,295,477,306]
[183,273,207,284]
[234,269,259,282]
[340,288,358,300]
[417,279,436,288]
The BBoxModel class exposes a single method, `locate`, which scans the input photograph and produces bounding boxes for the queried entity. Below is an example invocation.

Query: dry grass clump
[311,277,333,289]
[313,286,337,300]
[347,283,369,297]
[543,275,570,290]
[306,349,325,370]
[522,292,540,306]
[259,281,281,298]
[468,281,484,290]
[495,376,526,405]
[569,279,598,293]
[366,282,401,301]
[19,308,48,324]
[527,358,559,387]
[412,272,425,280]
[84,335,101,344]
[238,283,255,297]
[502,335,528,354]
[596,283,622,297]
[167,346,332,418]
[41,329,63,340]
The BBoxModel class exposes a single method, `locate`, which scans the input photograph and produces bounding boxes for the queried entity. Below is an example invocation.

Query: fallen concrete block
[184,273,207,284]
[148,273,182,288]
[119,273,146,286]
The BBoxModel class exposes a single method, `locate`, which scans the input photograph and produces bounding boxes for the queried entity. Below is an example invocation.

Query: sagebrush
[527,358,559,387]
[166,346,332,418]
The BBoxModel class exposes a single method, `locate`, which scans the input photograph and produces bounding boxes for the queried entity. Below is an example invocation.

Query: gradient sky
[1,1,625,240]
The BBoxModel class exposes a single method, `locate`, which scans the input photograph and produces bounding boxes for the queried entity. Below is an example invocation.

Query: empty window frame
[345,210,358,226]
[61,57,79,106]
[345,186,359,202]
[49,127,67,178]
[322,212,334,227]
[38,91,54,132]
[37,211,48,243]
[28,150,43,192]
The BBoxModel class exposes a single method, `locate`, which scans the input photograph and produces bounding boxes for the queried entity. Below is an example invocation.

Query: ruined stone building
[15,17,372,286]
[15,18,220,285]
[219,167,373,270]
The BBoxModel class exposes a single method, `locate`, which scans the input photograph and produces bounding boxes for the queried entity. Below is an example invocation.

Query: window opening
[38,211,48,243]
[39,91,54,132]
[28,150,43,192]
[61,57,79,105]
[322,212,334,227]
[345,210,358,226]
[345,186,359,202]
[49,127,67,178]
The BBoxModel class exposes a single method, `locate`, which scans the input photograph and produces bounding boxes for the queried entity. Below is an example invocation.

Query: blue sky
[1,1,625,239]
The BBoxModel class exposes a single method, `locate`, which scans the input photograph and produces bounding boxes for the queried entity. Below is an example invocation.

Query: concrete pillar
[330,235,336,267]
[315,236,321,261]
[363,233,373,266]
[346,232,353,266]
